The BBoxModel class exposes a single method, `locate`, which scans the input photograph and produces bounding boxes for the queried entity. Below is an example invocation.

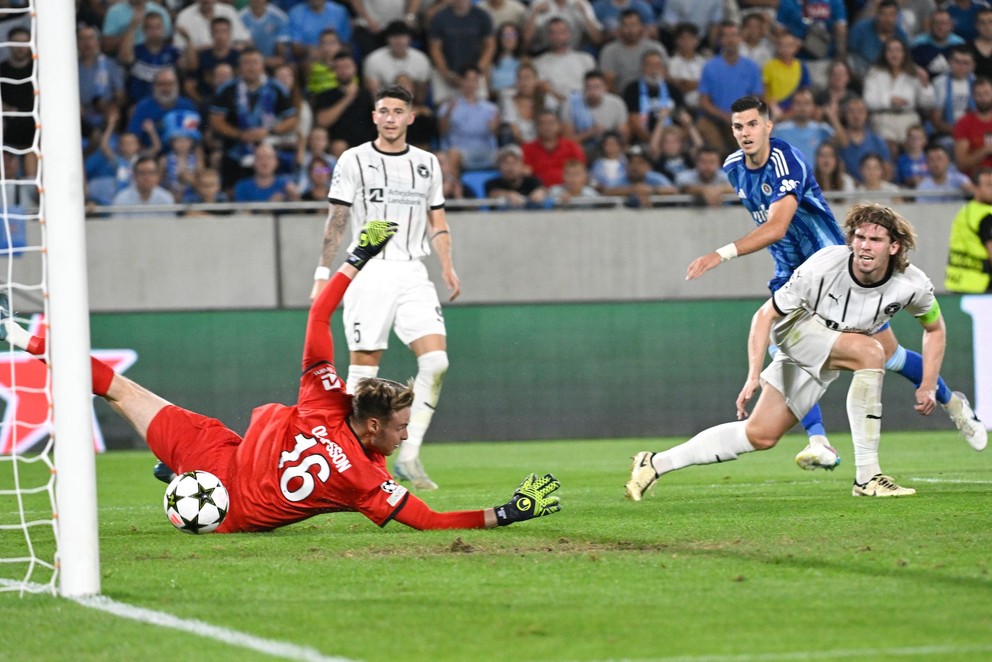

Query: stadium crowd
[3,0,992,211]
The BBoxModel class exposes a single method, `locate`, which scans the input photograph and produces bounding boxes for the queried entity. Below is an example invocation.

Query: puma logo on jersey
[827,293,841,303]
[367,164,380,171]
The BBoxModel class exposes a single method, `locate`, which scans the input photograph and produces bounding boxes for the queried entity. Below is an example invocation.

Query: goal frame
[37,0,100,597]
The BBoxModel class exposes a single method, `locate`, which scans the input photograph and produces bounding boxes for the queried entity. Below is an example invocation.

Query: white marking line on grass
[72,594,354,662]
[0,579,352,662]
[605,643,992,661]
[910,477,992,485]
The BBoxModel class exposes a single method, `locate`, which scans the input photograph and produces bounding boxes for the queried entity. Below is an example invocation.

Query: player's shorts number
[279,433,330,502]
[353,321,361,344]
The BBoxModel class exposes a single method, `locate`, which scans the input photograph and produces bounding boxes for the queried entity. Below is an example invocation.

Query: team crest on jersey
[416,164,430,178]
[761,183,773,195]
[884,303,902,315]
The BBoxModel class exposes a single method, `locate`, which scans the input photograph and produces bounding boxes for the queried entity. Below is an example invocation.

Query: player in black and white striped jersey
[311,84,460,491]
[627,203,977,501]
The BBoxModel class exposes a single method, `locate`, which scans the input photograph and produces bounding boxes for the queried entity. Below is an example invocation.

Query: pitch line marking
[73,594,356,662]
[909,477,992,485]
[0,579,353,662]
[602,642,992,661]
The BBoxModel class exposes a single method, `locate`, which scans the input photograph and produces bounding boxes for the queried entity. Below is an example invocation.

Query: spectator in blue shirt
[127,67,199,150]
[837,96,892,182]
[119,12,181,108]
[945,0,987,43]
[847,0,909,79]
[101,0,173,56]
[600,144,676,207]
[233,144,300,203]
[210,48,298,191]
[78,25,126,137]
[592,0,656,43]
[288,0,353,60]
[239,0,291,70]
[910,8,966,79]
[914,141,974,201]
[765,88,837,166]
[696,21,763,156]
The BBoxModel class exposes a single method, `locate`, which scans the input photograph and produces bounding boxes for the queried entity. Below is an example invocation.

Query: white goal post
[0,0,98,597]
[38,0,100,598]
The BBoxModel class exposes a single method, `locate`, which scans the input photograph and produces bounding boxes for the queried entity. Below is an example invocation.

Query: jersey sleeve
[351,476,414,526]
[767,145,809,206]
[903,267,938,321]
[427,152,445,209]
[391,494,487,530]
[328,149,360,206]
[771,255,816,315]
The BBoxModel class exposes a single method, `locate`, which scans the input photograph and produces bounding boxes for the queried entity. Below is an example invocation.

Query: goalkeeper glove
[494,473,561,526]
[347,220,398,270]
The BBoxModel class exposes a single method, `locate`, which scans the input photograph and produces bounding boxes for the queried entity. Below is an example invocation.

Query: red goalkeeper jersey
[211,270,485,533]
[218,363,410,533]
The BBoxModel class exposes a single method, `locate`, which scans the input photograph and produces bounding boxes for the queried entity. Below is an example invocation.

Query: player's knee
[417,350,449,378]
[862,338,886,369]
[744,423,779,451]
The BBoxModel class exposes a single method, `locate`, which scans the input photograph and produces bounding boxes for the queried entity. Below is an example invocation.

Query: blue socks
[884,344,951,405]
[801,403,827,437]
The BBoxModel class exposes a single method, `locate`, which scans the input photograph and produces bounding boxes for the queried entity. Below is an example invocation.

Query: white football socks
[1,319,30,351]
[849,368,884,484]
[346,364,379,395]
[651,421,756,476]
[397,350,448,463]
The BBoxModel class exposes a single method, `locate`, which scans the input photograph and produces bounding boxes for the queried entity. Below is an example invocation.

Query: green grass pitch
[2,431,991,661]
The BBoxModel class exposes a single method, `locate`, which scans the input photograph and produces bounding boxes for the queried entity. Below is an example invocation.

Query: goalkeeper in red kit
[0,220,561,533]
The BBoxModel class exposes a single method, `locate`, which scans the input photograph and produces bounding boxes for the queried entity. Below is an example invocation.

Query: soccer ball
[163,470,229,534]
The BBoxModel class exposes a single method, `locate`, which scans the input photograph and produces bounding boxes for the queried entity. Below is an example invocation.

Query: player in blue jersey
[684,95,986,464]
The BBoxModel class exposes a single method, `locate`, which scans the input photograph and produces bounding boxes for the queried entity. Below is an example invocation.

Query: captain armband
[917,298,941,326]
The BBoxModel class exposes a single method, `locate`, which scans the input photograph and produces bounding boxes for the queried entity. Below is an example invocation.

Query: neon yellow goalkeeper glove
[494,473,561,526]
[347,220,398,269]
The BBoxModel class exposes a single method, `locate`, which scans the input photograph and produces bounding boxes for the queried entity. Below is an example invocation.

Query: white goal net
[0,0,99,597]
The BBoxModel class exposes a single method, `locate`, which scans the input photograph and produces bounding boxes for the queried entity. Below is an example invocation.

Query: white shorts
[343,259,446,352]
[761,314,843,420]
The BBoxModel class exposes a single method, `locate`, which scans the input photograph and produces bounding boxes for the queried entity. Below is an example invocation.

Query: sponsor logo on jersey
[387,189,428,205]
[737,188,747,199]
[779,179,799,194]
[761,183,773,195]
[315,365,343,391]
[381,480,408,506]
[750,205,769,224]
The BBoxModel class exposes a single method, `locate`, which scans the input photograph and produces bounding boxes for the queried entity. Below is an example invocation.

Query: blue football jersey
[723,137,846,292]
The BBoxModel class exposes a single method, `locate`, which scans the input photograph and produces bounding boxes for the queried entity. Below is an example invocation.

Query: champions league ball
[163,470,229,534]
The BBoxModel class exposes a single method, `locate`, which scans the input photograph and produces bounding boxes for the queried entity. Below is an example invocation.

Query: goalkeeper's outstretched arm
[391,473,562,530]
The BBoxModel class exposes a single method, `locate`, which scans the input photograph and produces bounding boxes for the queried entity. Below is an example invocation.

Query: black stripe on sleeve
[841,289,851,321]
[379,491,410,527]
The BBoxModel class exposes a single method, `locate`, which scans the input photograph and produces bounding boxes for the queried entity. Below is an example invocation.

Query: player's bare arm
[428,208,460,301]
[310,203,350,301]
[915,314,947,416]
[736,298,781,419]
[686,194,799,281]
